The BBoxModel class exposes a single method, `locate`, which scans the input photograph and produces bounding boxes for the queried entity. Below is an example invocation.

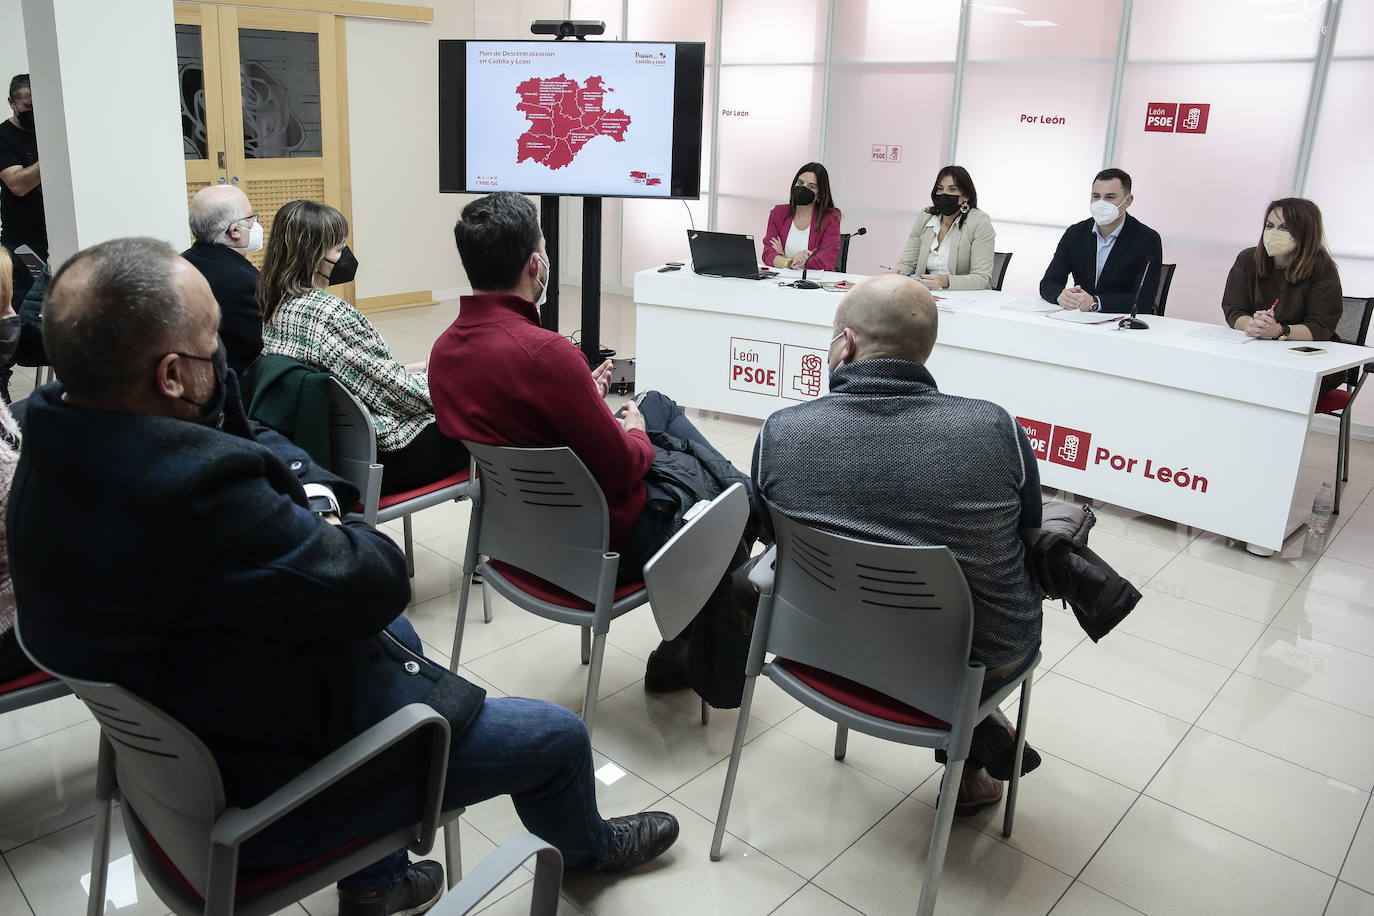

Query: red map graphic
[516,74,631,170]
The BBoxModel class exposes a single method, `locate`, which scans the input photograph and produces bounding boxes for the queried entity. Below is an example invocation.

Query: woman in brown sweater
[1222,197,1343,345]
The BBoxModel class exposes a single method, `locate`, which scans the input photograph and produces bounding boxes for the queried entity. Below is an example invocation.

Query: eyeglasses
[229,213,259,230]
[830,329,847,345]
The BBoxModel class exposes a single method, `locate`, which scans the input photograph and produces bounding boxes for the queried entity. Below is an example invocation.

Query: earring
[960,201,970,214]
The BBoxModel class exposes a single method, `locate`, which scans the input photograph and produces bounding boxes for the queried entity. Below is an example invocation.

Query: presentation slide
[465,41,678,198]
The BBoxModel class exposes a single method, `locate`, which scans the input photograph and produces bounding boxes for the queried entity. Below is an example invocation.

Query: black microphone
[1118,258,1153,330]
[792,227,866,290]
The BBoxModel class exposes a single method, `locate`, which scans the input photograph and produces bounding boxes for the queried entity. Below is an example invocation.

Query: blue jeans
[242,618,614,893]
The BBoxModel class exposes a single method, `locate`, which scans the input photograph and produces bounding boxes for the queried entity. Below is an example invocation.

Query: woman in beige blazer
[893,165,996,291]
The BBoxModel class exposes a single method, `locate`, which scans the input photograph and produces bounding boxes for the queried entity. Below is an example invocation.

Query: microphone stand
[789,227,866,290]
[1117,257,1154,330]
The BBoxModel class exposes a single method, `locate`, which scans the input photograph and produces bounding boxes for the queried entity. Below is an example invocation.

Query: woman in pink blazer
[762,162,842,271]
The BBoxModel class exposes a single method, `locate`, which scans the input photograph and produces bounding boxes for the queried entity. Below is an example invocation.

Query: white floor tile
[0,696,91,754]
[1049,881,1143,915]
[561,798,805,916]
[775,706,943,795]
[813,796,1072,916]
[1340,803,1374,895]
[912,751,1137,875]
[1197,673,1374,791]
[1239,627,1374,718]
[1323,525,1374,571]
[1307,557,1374,608]
[1272,587,1374,659]
[769,884,863,916]
[1114,589,1266,667]
[408,587,555,669]
[0,721,101,853]
[1084,530,1179,587]
[1329,882,1374,916]
[1145,729,1365,874]
[1005,672,1188,791]
[674,727,906,879]
[1088,504,1201,552]
[0,856,32,916]
[1036,606,1089,675]
[1080,796,1335,916]
[464,626,648,718]
[1146,554,1296,623]
[1053,632,1231,722]
[5,813,167,916]
[1184,530,1319,585]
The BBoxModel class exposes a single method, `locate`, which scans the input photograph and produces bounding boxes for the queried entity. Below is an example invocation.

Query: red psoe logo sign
[1144,103,1177,132]
[1048,425,1093,471]
[1016,417,1052,461]
[1175,103,1210,134]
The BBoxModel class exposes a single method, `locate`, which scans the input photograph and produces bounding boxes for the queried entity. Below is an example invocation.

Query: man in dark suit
[182,185,264,375]
[9,238,677,916]
[1040,168,1163,314]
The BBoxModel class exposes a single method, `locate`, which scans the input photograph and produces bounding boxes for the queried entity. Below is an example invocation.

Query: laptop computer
[686,230,770,280]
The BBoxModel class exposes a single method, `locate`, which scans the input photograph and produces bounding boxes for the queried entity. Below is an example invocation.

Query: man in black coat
[8,238,677,915]
[1040,168,1163,315]
[182,185,264,375]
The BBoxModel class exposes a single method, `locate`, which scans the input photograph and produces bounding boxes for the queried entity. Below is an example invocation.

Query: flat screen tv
[439,39,705,199]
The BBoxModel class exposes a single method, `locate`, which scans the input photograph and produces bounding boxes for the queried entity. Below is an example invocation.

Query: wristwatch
[1278,323,1290,341]
[1090,297,1102,312]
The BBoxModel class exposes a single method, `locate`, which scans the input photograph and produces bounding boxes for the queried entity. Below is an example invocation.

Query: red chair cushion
[489,560,644,610]
[778,659,950,729]
[377,469,472,511]
[1316,388,1351,415]
[143,822,369,902]
[0,670,54,695]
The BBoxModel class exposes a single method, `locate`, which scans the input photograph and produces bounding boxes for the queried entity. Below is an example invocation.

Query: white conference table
[633,265,1372,551]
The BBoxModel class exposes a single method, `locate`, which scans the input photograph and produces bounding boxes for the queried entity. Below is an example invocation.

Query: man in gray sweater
[752,274,1044,814]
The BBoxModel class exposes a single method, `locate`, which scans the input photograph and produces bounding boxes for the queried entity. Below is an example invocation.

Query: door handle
[217,151,226,169]
[230,176,239,185]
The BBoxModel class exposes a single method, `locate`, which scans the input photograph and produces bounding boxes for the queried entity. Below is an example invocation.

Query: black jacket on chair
[182,240,264,374]
[1039,214,1163,314]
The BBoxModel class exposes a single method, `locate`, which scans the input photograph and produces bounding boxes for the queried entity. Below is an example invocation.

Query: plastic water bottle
[1307,483,1335,551]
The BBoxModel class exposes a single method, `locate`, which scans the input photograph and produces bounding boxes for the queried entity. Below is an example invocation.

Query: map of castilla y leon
[515,74,632,170]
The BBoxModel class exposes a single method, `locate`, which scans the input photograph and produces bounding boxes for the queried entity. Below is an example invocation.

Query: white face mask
[533,253,550,308]
[244,220,264,253]
[1089,199,1121,226]
[1263,228,1296,258]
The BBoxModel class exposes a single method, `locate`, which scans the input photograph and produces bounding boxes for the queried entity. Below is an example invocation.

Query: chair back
[643,483,750,641]
[836,233,853,273]
[465,441,613,603]
[66,678,225,894]
[989,251,1012,291]
[1338,297,1373,348]
[1154,263,1177,316]
[759,504,978,726]
[327,377,384,523]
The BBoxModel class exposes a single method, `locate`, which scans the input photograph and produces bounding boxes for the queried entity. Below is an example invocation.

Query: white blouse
[785,219,811,258]
[924,214,950,275]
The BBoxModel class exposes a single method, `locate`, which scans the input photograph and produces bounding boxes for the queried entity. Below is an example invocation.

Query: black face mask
[792,185,817,207]
[326,246,359,286]
[176,336,229,428]
[932,193,962,216]
[15,108,33,131]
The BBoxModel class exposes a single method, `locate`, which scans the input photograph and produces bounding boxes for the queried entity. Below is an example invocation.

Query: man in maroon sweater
[429,192,738,693]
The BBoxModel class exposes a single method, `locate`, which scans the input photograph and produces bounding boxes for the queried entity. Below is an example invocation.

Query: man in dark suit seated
[8,238,677,916]
[1040,168,1163,314]
[182,185,264,375]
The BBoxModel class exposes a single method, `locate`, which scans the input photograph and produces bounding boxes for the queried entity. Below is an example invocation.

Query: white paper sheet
[1046,309,1119,325]
[999,297,1059,314]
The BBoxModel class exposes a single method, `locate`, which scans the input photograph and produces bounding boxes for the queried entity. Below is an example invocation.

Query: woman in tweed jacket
[258,200,468,495]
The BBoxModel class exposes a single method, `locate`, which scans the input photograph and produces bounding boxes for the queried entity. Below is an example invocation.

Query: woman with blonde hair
[258,200,468,494]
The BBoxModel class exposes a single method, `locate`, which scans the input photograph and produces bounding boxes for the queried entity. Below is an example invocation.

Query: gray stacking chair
[427,834,563,916]
[710,504,1039,916]
[327,377,475,576]
[450,443,749,735]
[0,669,70,714]
[1153,263,1177,315]
[1317,296,1373,514]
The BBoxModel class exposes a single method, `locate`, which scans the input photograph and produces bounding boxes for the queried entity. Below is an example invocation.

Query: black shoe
[595,811,679,871]
[644,638,692,693]
[971,710,1041,781]
[338,860,444,916]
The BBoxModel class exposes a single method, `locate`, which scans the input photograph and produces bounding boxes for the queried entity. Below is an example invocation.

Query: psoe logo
[1048,425,1093,471]
[1015,417,1052,461]
[1144,102,1177,132]
[1144,101,1209,134]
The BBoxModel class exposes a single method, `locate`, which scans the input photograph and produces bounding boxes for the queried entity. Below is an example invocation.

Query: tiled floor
[5,294,1374,914]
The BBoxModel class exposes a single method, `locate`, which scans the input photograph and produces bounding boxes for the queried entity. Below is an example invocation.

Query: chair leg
[833,725,849,761]
[450,533,482,673]
[1003,674,1034,839]
[710,677,758,861]
[86,736,115,916]
[403,514,416,577]
[581,633,607,735]
[443,820,463,889]
[701,698,710,725]
[580,626,591,665]
[919,758,965,916]
[481,578,493,624]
